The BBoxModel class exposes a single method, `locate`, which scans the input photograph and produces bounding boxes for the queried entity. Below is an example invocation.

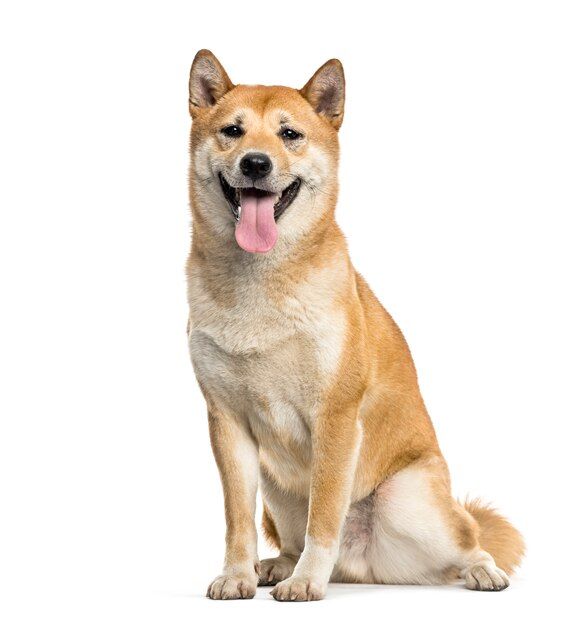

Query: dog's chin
[218,174,301,223]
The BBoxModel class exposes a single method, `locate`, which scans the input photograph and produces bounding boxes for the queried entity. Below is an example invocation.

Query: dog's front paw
[270,576,325,602]
[258,555,298,586]
[207,574,257,600]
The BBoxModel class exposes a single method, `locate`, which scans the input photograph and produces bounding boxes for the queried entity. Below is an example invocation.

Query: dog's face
[189,50,345,254]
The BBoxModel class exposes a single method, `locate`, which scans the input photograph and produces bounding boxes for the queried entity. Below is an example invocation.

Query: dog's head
[188,50,345,254]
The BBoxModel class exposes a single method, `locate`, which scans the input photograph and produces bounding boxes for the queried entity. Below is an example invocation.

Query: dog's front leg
[271,404,361,602]
[206,407,259,600]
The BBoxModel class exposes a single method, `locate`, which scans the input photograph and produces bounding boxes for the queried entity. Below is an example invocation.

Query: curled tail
[463,498,525,574]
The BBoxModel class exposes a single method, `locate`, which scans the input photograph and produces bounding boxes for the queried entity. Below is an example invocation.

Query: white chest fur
[187,260,347,492]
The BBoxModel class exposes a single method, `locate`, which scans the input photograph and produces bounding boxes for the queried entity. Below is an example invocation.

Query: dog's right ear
[189,50,234,115]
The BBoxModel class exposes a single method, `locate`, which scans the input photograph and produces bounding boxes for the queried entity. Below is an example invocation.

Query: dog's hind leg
[258,469,308,586]
[337,456,522,590]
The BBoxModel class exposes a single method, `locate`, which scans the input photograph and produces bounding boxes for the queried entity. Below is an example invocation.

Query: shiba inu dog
[186,49,524,601]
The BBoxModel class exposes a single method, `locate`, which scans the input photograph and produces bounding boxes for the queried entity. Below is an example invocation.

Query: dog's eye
[281,128,303,141]
[221,125,244,138]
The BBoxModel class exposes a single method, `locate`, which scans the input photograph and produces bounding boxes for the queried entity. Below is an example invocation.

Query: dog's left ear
[300,59,345,130]
[189,49,234,115]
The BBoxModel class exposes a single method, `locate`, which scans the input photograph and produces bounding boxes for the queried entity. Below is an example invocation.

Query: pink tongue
[235,190,278,253]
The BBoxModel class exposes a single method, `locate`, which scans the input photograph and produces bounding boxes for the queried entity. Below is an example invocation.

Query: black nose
[240,152,272,180]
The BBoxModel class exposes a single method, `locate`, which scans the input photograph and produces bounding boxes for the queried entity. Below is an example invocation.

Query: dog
[186,49,524,601]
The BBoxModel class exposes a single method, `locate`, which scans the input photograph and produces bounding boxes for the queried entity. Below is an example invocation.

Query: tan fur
[261,506,280,550]
[186,50,524,601]
[463,499,526,575]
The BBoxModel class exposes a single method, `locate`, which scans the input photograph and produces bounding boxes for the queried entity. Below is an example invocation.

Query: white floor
[6,563,567,626]
[43,580,567,626]
[177,568,569,625]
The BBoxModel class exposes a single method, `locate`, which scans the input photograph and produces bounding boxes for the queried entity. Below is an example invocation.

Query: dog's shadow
[250,581,469,601]
[178,581,474,601]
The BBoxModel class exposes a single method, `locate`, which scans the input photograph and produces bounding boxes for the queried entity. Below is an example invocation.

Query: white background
[1,1,580,624]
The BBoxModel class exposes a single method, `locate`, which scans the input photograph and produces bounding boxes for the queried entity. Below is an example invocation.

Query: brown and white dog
[186,50,524,601]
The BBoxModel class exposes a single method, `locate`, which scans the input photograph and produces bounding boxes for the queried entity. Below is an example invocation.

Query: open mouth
[219,173,301,222]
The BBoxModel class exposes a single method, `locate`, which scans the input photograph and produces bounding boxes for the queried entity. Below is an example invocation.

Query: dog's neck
[189,193,347,284]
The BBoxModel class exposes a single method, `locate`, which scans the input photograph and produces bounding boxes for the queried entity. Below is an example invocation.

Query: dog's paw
[270,576,325,602]
[465,563,510,591]
[258,555,298,586]
[206,574,257,600]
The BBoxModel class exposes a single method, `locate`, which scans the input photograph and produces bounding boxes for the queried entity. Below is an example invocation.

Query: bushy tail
[463,499,525,575]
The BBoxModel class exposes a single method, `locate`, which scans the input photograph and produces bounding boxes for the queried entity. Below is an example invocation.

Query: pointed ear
[300,59,345,129]
[189,49,234,114]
